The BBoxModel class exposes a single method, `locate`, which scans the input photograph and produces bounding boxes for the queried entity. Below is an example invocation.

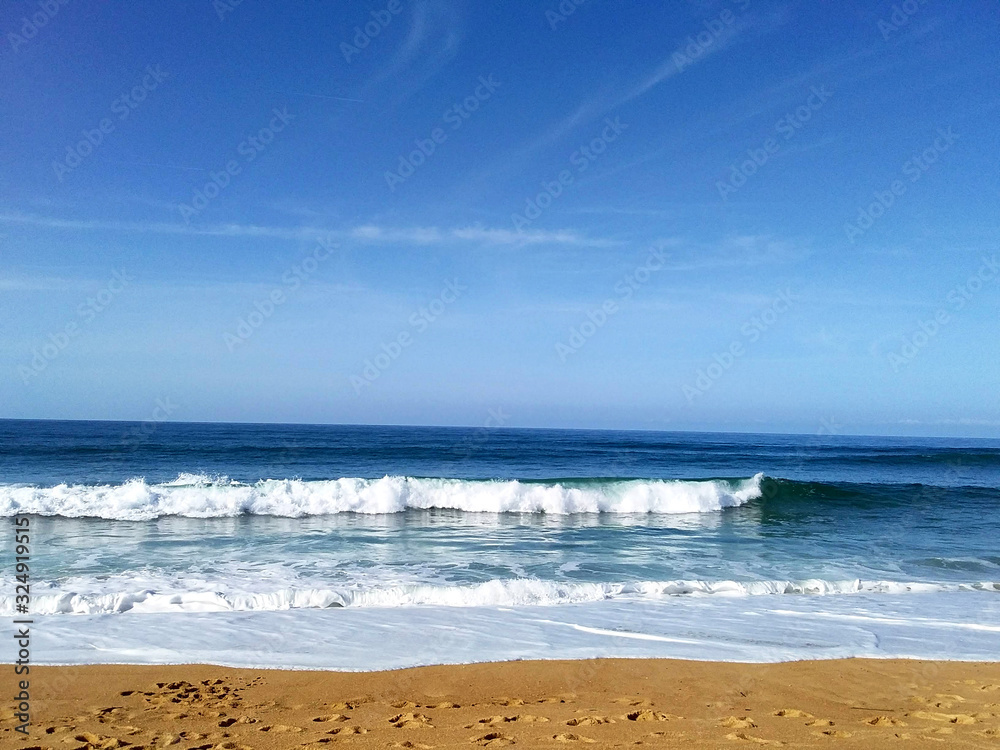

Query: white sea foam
[4,577,997,616]
[0,473,765,519]
[33,591,1000,668]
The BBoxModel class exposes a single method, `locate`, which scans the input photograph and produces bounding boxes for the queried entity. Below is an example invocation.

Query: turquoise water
[1,420,998,666]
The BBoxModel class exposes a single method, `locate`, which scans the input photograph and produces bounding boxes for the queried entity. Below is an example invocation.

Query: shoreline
[6,659,999,748]
[15,652,1000,671]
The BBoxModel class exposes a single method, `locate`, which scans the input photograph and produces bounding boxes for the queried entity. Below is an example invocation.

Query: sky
[1,0,998,437]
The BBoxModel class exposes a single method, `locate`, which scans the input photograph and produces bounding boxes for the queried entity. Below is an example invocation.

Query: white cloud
[0,212,616,248]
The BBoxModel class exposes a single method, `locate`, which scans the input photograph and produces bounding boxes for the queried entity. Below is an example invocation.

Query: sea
[1,419,998,670]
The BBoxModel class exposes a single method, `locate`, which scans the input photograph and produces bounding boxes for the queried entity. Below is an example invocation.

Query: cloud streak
[0,212,615,248]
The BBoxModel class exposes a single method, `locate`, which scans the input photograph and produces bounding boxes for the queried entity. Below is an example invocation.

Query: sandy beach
[4,659,999,749]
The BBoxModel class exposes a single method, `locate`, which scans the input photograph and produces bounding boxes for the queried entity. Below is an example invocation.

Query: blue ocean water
[1,420,998,667]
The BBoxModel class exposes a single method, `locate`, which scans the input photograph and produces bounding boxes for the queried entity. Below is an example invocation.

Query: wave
[0,473,764,519]
[4,577,998,616]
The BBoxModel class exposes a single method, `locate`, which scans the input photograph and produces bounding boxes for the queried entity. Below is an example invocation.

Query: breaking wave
[0,473,765,519]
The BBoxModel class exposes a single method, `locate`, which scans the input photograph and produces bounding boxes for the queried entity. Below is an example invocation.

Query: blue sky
[1,0,998,436]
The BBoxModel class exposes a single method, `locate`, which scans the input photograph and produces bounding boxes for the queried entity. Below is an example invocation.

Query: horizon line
[0,416,996,442]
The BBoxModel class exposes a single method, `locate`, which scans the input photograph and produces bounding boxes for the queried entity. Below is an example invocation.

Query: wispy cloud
[0,212,615,248]
[350,225,443,244]
[460,5,778,204]
[285,92,365,103]
[359,0,463,104]
[523,4,763,159]
[0,212,324,240]
[655,234,810,270]
[351,224,617,247]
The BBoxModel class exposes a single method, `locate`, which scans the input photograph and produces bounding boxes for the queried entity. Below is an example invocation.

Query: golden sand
[3,659,1000,749]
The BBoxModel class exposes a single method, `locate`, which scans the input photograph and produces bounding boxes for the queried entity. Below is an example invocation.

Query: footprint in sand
[257,725,304,733]
[908,711,977,724]
[720,717,758,729]
[44,726,74,735]
[390,713,433,729]
[472,732,516,747]
[934,694,966,703]
[476,715,549,726]
[496,698,526,707]
[552,734,595,744]
[565,716,613,726]
[474,715,507,726]
[394,742,434,749]
[311,714,350,723]
[613,698,653,707]
[92,707,128,725]
[391,701,419,709]
[326,700,366,711]
[865,715,906,726]
[625,710,676,722]
[429,702,460,709]
[141,680,240,712]
[151,736,180,746]
[773,709,812,719]
[819,729,852,738]
[74,733,130,750]
[327,726,368,735]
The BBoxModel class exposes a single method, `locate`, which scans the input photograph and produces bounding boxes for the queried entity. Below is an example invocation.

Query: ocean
[2,419,998,669]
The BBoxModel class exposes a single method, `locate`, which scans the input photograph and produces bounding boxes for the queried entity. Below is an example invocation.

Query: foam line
[0,473,765,519]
